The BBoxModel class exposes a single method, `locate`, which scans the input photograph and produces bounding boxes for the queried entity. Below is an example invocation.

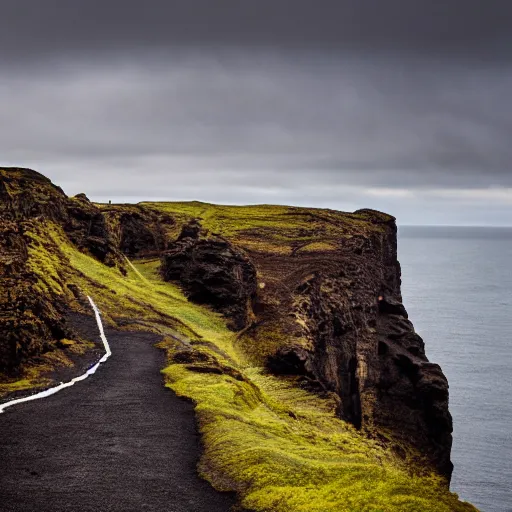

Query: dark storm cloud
[0,1,511,224]
[2,57,510,186]
[0,0,511,62]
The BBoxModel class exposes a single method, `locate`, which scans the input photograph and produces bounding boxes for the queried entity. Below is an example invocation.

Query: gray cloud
[0,1,511,224]
[2,57,510,182]
[0,1,511,62]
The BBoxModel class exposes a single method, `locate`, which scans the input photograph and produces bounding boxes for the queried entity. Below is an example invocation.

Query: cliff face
[264,212,453,477]
[155,205,453,480]
[101,204,176,258]
[161,234,257,331]
[0,169,453,482]
[0,168,122,371]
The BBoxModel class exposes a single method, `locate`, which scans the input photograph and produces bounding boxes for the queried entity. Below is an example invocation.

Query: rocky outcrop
[65,193,121,267]
[161,227,257,330]
[262,211,453,480]
[0,168,122,370]
[376,310,453,477]
[0,168,122,267]
[102,205,175,258]
[0,169,71,370]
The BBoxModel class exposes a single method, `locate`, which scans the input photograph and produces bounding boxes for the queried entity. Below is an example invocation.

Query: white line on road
[0,297,111,414]
[88,296,111,362]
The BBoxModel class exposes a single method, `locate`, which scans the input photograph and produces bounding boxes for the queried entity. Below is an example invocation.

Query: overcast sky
[1,1,511,225]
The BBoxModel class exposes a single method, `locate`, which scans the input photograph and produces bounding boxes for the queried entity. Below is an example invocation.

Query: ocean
[398,226,512,512]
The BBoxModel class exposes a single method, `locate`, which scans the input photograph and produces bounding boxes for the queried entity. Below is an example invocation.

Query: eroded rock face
[0,168,122,370]
[102,205,175,258]
[376,311,453,477]
[0,170,71,370]
[65,193,121,267]
[262,212,453,480]
[161,233,257,330]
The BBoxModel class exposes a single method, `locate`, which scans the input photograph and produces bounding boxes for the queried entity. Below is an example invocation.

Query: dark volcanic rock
[161,238,257,330]
[267,346,315,376]
[378,295,408,317]
[259,211,454,481]
[0,169,120,268]
[177,219,202,241]
[102,205,175,258]
[65,193,121,266]
[376,311,453,477]
[0,168,122,370]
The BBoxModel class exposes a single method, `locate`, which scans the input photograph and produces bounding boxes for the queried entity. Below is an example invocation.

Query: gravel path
[0,313,236,512]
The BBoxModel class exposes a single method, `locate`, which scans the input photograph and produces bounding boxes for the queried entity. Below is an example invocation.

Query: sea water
[399,226,512,512]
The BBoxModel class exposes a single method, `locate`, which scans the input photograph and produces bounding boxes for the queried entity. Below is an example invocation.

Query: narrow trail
[0,313,236,512]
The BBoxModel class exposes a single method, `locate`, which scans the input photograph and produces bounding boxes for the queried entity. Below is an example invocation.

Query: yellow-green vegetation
[165,365,474,512]
[0,343,88,398]
[238,318,310,366]
[25,226,70,296]
[13,219,474,512]
[29,222,240,361]
[0,370,51,397]
[0,168,27,196]
[296,240,339,253]
[141,201,391,254]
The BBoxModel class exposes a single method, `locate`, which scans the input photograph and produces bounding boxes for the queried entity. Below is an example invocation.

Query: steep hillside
[0,168,476,511]
[0,168,122,376]
[147,201,453,479]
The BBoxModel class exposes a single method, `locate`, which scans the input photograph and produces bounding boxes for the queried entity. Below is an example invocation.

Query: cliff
[0,168,473,511]
[0,168,122,371]
[156,203,453,479]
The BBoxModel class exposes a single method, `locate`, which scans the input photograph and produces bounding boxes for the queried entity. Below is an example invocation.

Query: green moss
[0,375,50,396]
[140,201,388,255]
[25,226,69,296]
[0,346,87,398]
[237,320,310,366]
[164,365,476,512]
[295,241,339,253]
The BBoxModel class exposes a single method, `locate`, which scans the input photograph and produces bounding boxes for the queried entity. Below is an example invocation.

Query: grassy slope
[0,220,95,397]
[139,201,390,255]
[3,207,477,511]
